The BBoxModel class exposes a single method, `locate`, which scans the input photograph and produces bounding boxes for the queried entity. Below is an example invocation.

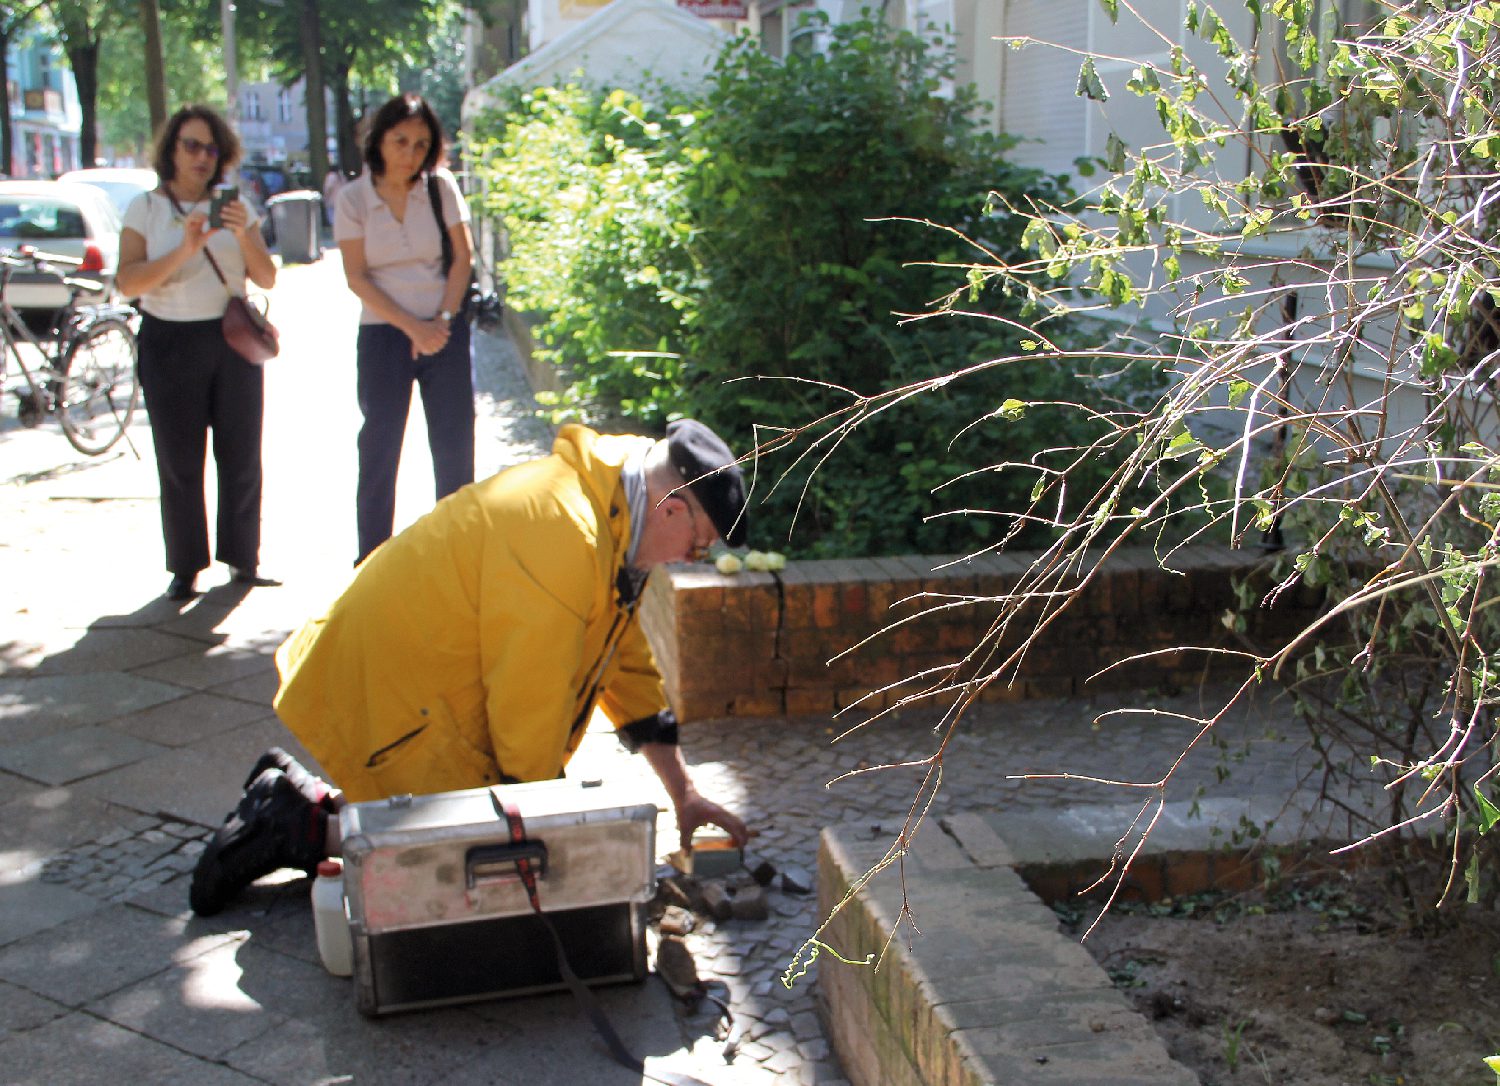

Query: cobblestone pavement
[0,256,1326,1085]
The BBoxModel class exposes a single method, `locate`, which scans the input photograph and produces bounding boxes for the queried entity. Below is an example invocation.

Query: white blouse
[121,190,260,322]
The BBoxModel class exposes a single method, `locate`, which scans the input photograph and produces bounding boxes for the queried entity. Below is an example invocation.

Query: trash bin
[266,190,322,264]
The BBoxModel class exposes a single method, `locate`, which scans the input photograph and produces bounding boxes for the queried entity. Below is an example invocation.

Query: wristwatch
[439,309,454,322]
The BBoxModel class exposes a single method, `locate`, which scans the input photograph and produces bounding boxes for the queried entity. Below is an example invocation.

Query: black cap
[665,419,748,548]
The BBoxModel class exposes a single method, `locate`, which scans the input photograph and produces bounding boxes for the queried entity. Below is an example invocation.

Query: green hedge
[468,15,1162,557]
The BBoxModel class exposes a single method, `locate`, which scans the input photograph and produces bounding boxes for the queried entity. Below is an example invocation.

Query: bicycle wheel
[57,319,138,456]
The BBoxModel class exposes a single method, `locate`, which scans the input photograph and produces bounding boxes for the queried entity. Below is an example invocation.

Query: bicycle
[1,246,140,456]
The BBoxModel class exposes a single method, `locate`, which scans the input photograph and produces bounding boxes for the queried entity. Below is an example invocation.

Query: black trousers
[354,320,474,564]
[137,314,264,577]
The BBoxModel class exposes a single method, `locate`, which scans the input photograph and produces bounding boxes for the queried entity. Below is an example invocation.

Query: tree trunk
[329,61,356,176]
[140,0,167,137]
[0,27,13,176]
[298,0,328,192]
[66,39,100,169]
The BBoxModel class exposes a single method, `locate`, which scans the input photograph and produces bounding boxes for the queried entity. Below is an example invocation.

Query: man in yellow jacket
[191,420,751,916]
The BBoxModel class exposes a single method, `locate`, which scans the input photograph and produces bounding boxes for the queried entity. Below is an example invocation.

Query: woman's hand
[219,198,253,240]
[177,211,213,256]
[406,318,451,358]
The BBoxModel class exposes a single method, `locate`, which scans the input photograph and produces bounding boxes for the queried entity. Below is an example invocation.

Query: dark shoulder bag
[165,191,280,365]
[427,172,480,321]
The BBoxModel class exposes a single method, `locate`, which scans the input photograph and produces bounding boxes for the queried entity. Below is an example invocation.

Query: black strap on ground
[499,801,721,1086]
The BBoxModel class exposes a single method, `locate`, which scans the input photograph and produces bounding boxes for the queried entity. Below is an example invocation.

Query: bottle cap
[316,859,342,878]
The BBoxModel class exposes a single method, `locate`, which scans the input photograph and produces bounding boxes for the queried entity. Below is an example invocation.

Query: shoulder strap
[163,188,233,296]
[496,801,724,1086]
[427,172,453,278]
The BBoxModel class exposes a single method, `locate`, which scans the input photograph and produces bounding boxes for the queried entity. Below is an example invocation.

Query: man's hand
[637,740,751,852]
[674,790,749,852]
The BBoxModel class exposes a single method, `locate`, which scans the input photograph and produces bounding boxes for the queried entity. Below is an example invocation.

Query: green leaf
[1105,132,1127,173]
[999,398,1028,421]
[1228,379,1251,407]
[1476,785,1500,834]
[1099,0,1120,24]
[1077,57,1110,102]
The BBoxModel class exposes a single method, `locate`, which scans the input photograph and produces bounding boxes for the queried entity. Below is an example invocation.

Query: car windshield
[0,198,87,240]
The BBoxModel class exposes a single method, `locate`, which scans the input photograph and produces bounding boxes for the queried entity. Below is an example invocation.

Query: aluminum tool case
[340,778,658,1016]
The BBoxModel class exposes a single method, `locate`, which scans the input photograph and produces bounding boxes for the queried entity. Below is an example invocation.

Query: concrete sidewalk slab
[0,672,184,731]
[73,716,314,827]
[0,725,164,786]
[0,903,239,1005]
[0,625,205,675]
[104,691,269,748]
[0,787,128,859]
[0,1011,263,1085]
[0,879,104,947]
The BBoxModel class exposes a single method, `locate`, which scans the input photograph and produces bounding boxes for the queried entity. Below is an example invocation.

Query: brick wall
[641,545,1322,722]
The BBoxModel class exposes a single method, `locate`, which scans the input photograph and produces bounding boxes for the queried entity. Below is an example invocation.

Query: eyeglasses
[178,136,220,159]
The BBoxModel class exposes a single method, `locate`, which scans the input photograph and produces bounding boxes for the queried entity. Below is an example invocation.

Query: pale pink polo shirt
[333,167,468,325]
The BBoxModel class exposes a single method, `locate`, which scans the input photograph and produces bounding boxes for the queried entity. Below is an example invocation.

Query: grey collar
[621,442,649,570]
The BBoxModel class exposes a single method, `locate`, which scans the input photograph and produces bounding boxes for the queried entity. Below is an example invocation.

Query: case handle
[464,841,548,889]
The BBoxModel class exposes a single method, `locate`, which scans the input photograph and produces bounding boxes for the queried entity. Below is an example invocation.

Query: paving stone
[0,726,166,787]
[0,1010,264,1084]
[0,977,69,1033]
[106,692,268,748]
[7,626,207,677]
[87,939,292,1060]
[736,1039,774,1062]
[798,1038,832,1062]
[71,717,304,828]
[791,1009,823,1041]
[0,787,123,863]
[765,1045,802,1074]
[0,902,235,1006]
[0,769,42,803]
[132,645,276,693]
[4,876,100,956]
[0,673,186,730]
[205,667,282,707]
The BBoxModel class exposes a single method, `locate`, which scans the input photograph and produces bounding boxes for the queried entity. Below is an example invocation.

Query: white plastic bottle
[311,858,353,977]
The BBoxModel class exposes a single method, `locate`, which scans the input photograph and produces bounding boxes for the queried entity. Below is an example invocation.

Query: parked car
[58,167,159,217]
[0,181,122,315]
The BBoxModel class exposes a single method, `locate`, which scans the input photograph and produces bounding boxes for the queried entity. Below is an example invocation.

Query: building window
[278,88,294,122]
[243,91,262,121]
[760,10,783,57]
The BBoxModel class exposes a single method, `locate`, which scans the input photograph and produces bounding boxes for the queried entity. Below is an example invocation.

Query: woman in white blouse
[334,93,476,566]
[116,105,278,602]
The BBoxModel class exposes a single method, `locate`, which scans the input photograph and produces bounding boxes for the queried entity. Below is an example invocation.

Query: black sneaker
[189,768,328,917]
[243,746,336,811]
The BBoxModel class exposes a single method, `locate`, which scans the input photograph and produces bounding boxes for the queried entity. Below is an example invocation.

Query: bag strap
[498,800,725,1086]
[427,173,453,280]
[162,189,235,298]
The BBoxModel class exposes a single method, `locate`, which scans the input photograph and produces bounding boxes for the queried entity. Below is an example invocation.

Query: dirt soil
[1075,861,1500,1086]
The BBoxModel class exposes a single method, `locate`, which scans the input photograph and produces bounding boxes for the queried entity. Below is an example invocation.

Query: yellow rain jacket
[273,425,668,802]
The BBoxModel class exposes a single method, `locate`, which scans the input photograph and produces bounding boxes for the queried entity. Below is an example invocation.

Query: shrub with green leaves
[467,14,1158,556]
[466,84,699,423]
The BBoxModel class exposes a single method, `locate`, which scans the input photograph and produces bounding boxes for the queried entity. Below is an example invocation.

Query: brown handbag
[219,292,280,365]
[165,190,281,365]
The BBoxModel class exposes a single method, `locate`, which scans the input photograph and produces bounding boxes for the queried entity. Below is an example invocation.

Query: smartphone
[209,184,238,228]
